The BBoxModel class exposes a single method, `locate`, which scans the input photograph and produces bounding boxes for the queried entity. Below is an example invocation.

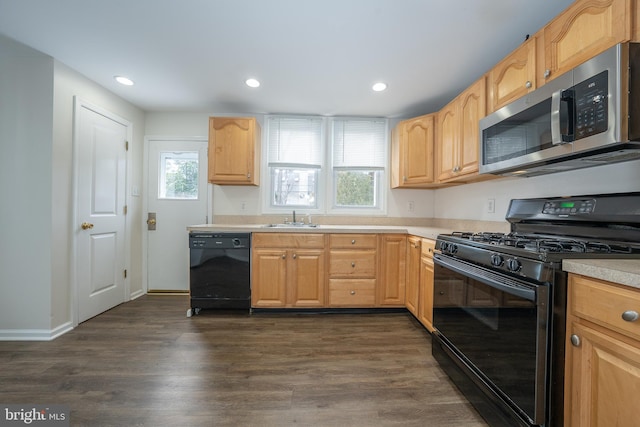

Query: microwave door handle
[551,90,563,145]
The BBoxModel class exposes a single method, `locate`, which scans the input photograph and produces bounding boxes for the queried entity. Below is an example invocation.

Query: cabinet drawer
[253,233,325,249]
[570,275,640,342]
[329,279,376,307]
[329,250,376,277]
[329,234,377,249]
[421,238,436,258]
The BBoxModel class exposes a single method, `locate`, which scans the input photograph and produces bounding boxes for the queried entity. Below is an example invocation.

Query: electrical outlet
[240,201,247,211]
[486,198,495,213]
[407,200,415,213]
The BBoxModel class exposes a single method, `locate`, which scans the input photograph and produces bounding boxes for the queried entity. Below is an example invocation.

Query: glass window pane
[159,151,199,199]
[334,170,378,208]
[270,167,317,208]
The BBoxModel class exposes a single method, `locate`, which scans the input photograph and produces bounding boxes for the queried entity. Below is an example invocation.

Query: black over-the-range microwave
[479,42,640,177]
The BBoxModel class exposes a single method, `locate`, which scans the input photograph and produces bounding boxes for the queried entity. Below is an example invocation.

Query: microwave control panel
[542,199,596,215]
[573,70,608,141]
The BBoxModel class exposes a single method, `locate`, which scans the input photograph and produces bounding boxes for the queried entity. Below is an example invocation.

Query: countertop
[187,224,454,240]
[563,259,640,290]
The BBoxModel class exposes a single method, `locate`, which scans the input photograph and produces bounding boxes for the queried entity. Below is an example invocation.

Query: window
[267,116,323,209]
[264,115,388,214]
[159,151,199,199]
[331,118,386,211]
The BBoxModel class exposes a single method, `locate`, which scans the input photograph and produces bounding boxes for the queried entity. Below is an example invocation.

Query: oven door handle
[435,255,537,302]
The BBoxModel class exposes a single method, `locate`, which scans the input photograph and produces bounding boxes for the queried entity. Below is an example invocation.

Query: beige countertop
[563,259,640,290]
[187,224,454,240]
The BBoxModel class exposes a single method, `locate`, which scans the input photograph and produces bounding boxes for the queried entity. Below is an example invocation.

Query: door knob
[147,212,157,230]
[81,222,94,230]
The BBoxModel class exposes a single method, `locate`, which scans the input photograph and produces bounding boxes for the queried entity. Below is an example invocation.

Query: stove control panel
[542,199,595,215]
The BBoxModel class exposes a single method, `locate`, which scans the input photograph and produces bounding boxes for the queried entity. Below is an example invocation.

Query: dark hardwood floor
[0,295,488,426]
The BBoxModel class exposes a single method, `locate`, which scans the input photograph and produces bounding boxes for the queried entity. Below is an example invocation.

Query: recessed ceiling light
[114,76,134,86]
[372,82,387,92]
[245,78,260,88]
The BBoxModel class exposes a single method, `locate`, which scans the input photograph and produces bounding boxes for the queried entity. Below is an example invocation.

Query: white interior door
[75,100,128,323]
[147,139,208,291]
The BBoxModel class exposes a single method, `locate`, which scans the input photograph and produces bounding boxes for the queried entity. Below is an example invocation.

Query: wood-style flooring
[0,295,488,426]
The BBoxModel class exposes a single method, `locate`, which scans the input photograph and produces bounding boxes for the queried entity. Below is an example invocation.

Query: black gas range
[432,192,640,427]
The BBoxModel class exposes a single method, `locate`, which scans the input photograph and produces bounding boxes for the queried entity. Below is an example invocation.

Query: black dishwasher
[188,232,251,315]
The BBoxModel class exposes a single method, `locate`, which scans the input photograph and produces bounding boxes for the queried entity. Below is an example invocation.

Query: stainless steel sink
[262,223,319,228]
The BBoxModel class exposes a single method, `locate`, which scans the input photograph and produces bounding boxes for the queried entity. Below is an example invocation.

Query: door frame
[142,135,211,293]
[71,97,132,327]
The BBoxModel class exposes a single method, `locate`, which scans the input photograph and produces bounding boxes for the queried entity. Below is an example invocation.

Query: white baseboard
[0,321,74,341]
[130,289,145,300]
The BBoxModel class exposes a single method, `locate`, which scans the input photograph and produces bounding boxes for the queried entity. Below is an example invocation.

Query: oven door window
[433,259,548,423]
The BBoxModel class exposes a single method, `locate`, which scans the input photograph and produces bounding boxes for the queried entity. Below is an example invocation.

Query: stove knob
[506,258,521,272]
[439,242,449,253]
[490,254,504,267]
[449,244,458,254]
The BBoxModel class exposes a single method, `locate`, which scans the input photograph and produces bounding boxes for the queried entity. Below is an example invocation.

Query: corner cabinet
[541,0,633,83]
[391,114,436,188]
[208,117,261,185]
[251,233,325,308]
[436,76,486,183]
[564,274,640,426]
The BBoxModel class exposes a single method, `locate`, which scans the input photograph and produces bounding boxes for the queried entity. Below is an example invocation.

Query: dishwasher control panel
[189,233,251,249]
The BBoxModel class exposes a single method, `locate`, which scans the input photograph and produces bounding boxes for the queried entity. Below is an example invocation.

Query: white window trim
[260,115,389,216]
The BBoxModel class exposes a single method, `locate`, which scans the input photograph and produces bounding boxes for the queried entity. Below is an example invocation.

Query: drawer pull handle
[570,334,581,347]
[622,310,639,322]
[351,262,356,267]
[351,239,356,244]
[292,253,297,259]
[281,254,286,259]
[350,290,356,295]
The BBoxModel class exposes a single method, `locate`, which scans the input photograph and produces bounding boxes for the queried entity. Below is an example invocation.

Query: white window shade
[332,119,386,168]
[267,117,323,167]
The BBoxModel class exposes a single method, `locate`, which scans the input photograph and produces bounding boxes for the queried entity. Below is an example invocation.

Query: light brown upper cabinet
[391,114,436,188]
[436,76,486,183]
[208,117,261,185]
[541,0,634,83]
[488,36,537,113]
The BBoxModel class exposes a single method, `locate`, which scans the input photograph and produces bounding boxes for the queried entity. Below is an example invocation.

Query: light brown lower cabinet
[328,233,377,307]
[251,233,325,308]
[377,234,407,306]
[564,274,640,426]
[405,236,421,315]
[417,239,436,332]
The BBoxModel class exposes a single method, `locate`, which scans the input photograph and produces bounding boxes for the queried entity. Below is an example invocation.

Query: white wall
[0,35,145,339]
[434,160,640,221]
[0,36,54,335]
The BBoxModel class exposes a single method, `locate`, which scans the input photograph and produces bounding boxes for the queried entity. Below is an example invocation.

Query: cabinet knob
[544,69,551,79]
[439,291,445,295]
[351,262,356,267]
[403,176,407,182]
[292,253,297,259]
[622,310,639,322]
[350,290,356,295]
[525,80,532,89]
[570,334,581,347]
[247,173,251,179]
[351,239,356,244]
[281,254,286,259]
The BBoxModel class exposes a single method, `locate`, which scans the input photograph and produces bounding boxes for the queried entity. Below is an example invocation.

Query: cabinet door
[436,101,458,182]
[418,256,434,332]
[405,237,421,316]
[289,249,325,307]
[251,248,287,307]
[565,321,640,426]
[208,117,260,185]
[488,37,536,112]
[402,115,435,186]
[457,77,486,177]
[543,0,631,83]
[377,235,407,306]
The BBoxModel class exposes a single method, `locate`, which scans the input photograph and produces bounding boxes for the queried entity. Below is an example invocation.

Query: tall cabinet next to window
[208,117,261,185]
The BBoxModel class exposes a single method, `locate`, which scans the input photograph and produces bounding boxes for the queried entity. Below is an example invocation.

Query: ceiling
[0,0,575,118]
